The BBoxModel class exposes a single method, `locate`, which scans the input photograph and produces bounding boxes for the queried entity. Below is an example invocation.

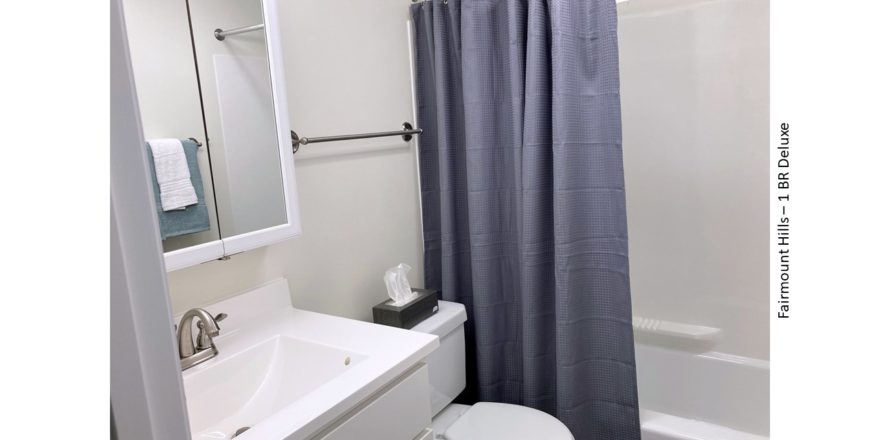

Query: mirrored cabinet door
[188,0,287,238]
[123,0,220,253]
[122,0,300,270]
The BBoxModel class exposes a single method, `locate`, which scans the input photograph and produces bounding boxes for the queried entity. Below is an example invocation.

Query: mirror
[188,0,287,238]
[122,0,300,270]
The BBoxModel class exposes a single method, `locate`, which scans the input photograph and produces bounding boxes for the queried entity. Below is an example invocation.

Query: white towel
[147,139,198,211]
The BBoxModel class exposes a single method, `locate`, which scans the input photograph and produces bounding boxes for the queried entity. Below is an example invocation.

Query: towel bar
[214,24,264,41]
[290,122,422,154]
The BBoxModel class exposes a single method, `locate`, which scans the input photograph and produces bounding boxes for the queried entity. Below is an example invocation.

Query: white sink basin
[176,279,438,440]
[184,336,366,439]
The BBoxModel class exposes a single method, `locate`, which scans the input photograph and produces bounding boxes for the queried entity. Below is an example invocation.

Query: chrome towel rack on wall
[290,122,422,154]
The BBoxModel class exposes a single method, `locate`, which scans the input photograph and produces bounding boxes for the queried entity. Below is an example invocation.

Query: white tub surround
[641,410,767,440]
[177,279,439,440]
[636,344,769,439]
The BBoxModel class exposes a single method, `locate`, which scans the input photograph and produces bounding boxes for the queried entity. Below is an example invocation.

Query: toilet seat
[443,402,574,440]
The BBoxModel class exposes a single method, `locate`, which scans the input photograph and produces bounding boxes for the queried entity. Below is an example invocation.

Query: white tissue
[384,263,415,306]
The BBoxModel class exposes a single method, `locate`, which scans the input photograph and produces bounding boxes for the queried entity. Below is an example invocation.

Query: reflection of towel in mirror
[147,139,211,240]
[147,138,198,211]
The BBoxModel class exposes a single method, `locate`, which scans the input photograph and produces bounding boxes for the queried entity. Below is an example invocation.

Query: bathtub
[636,344,769,440]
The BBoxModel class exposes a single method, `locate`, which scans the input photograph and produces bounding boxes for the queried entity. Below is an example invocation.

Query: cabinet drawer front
[316,364,431,440]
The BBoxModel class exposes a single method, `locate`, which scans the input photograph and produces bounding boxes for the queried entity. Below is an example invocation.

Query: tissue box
[372,288,439,329]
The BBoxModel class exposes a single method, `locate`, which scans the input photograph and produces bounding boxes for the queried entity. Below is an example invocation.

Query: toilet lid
[444,402,574,440]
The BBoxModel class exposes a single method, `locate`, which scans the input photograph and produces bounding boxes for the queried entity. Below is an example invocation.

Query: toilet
[410,301,574,440]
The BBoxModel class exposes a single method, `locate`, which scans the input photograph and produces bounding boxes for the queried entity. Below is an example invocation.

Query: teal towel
[147,139,211,240]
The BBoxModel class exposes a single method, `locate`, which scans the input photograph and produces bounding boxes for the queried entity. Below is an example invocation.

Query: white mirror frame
[164,0,301,272]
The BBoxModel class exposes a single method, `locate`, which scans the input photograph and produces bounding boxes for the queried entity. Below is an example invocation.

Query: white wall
[111,0,190,435]
[618,0,769,359]
[167,0,423,321]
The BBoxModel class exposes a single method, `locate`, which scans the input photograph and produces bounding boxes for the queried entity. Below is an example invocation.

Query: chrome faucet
[177,308,227,371]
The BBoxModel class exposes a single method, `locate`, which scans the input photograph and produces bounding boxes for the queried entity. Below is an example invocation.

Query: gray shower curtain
[410,0,640,438]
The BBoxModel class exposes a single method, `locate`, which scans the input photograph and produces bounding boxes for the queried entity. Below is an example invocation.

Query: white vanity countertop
[178,278,439,440]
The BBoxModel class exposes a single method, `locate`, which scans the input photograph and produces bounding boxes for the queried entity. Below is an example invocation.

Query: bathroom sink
[175,279,438,440]
[184,336,366,439]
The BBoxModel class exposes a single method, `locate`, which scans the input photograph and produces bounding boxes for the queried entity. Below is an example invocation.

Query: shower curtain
[410,0,640,438]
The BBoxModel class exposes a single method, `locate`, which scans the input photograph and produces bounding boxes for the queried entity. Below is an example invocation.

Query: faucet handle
[195,312,227,350]
[196,312,227,328]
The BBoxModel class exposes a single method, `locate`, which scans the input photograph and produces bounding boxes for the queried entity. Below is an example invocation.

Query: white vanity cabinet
[178,279,438,440]
[311,364,432,440]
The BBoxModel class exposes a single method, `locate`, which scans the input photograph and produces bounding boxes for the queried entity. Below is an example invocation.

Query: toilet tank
[410,300,468,417]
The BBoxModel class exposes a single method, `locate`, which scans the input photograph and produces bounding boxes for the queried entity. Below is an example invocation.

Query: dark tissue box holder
[372,288,439,329]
